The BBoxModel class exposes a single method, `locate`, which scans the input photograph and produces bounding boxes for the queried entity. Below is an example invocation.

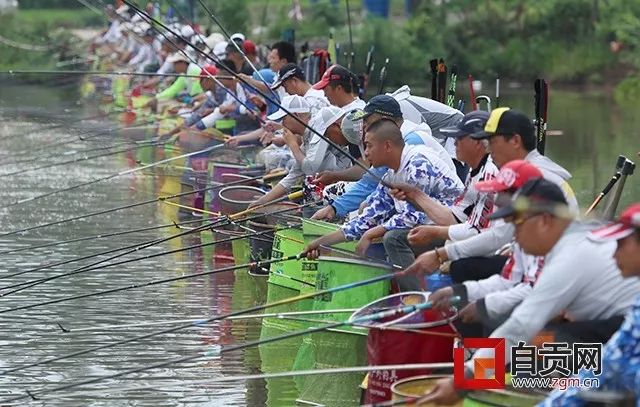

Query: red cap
[312,65,335,90]
[475,160,543,192]
[243,40,256,55]
[589,203,640,241]
[199,65,218,79]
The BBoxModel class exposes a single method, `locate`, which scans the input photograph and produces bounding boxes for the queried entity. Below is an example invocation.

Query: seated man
[250,103,353,211]
[385,110,500,272]
[311,95,455,222]
[305,119,463,291]
[541,203,640,406]
[418,180,640,405]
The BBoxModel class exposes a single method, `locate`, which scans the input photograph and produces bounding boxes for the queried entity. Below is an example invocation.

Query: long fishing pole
[0,168,285,238]
[0,118,160,164]
[585,155,627,215]
[0,217,208,256]
[0,296,457,402]
[2,143,225,208]
[0,272,425,378]
[345,0,355,70]
[0,227,291,308]
[194,0,280,102]
[0,108,126,143]
[120,0,387,188]
[0,196,303,293]
[60,308,359,333]
[5,69,234,80]
[0,139,167,178]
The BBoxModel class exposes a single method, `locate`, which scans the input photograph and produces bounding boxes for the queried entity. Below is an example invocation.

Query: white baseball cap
[205,32,225,50]
[309,106,345,137]
[230,32,246,42]
[180,25,196,39]
[267,95,311,121]
[213,41,228,59]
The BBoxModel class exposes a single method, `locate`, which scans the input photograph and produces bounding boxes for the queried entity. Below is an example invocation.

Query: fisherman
[541,203,640,406]
[127,28,158,73]
[305,119,463,291]
[311,95,455,222]
[225,41,254,75]
[238,41,296,96]
[405,108,578,285]
[249,102,353,213]
[312,65,365,112]
[144,52,203,110]
[419,180,640,405]
[427,160,545,331]
[384,110,499,270]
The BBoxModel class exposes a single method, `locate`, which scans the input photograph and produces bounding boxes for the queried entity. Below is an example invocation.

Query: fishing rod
[120,0,388,188]
[0,227,294,309]
[1,143,225,208]
[0,135,159,168]
[194,0,280,102]
[377,58,389,95]
[0,139,167,178]
[5,69,234,80]
[585,155,626,215]
[0,217,209,256]
[534,78,549,155]
[0,195,304,293]
[345,0,355,70]
[59,308,359,333]
[0,108,126,143]
[0,290,455,401]
[0,118,160,164]
[446,65,458,108]
[0,169,285,238]
[468,74,477,110]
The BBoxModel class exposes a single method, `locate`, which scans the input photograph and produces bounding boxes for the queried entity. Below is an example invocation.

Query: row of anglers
[86,5,640,406]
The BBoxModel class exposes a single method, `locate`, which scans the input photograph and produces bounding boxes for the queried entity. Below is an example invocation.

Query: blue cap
[440,110,490,139]
[353,94,403,121]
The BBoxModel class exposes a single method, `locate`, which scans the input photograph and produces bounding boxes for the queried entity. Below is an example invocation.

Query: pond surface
[0,81,637,406]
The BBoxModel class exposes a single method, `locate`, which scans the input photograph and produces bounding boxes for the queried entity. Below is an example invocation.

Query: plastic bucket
[365,309,457,404]
[391,375,462,406]
[301,218,386,259]
[218,185,265,215]
[268,227,306,291]
[246,220,276,274]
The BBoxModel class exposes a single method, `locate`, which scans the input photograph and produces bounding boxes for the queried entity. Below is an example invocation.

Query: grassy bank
[0,8,103,71]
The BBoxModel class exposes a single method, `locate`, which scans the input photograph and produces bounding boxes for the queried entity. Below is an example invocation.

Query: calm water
[0,81,638,406]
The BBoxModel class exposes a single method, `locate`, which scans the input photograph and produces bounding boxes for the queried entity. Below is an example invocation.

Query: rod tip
[26,390,39,400]
[57,322,70,333]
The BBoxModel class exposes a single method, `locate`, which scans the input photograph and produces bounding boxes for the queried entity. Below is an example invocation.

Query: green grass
[9,8,104,27]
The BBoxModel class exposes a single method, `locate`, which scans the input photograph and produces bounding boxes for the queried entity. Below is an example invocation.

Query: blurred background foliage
[1,0,639,98]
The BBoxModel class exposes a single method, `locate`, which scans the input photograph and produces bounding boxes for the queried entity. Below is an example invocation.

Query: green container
[302,218,358,252]
[268,228,305,291]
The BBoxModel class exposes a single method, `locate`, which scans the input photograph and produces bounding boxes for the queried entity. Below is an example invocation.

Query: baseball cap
[475,160,543,193]
[213,41,228,59]
[180,25,196,39]
[230,32,246,42]
[266,95,311,121]
[474,107,535,140]
[312,65,353,90]
[199,65,218,79]
[271,63,305,90]
[589,203,640,241]
[309,106,345,137]
[440,110,490,139]
[204,33,224,50]
[352,94,403,121]
[166,53,189,64]
[488,178,570,221]
[243,40,256,55]
[341,109,365,145]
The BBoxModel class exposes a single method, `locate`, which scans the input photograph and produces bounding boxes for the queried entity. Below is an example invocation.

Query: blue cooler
[426,272,453,292]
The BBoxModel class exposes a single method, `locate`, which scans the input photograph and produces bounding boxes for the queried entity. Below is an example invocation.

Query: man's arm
[341,183,394,241]
[444,222,515,261]
[330,166,387,217]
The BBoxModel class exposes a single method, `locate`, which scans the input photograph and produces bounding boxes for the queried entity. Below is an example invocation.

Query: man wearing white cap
[250,102,352,210]
[541,203,640,406]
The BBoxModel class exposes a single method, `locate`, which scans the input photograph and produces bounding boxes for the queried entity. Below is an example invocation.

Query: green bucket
[268,228,305,291]
[302,218,358,252]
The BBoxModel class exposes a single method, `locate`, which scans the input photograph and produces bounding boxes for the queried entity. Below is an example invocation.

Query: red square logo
[454,338,505,390]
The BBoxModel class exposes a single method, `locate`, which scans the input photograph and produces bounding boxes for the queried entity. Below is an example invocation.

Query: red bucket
[364,308,457,404]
